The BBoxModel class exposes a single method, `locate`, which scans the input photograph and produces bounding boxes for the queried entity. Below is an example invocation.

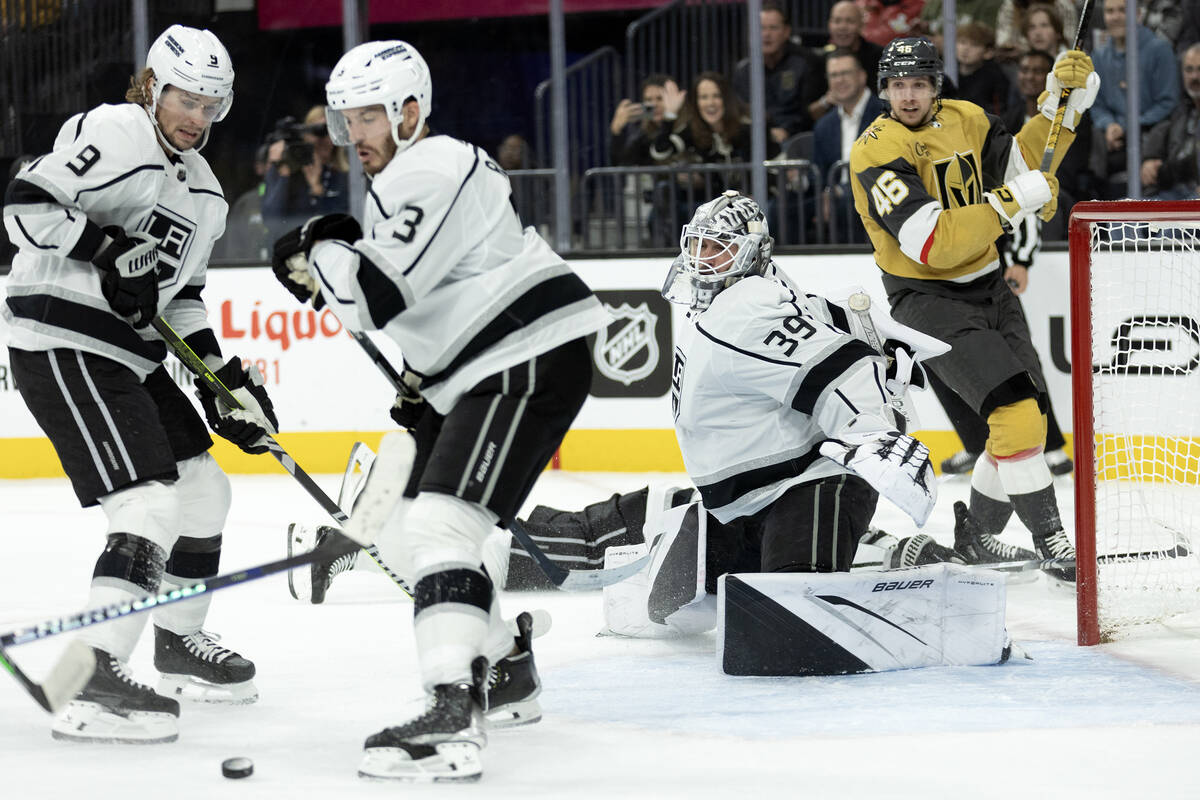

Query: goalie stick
[0,529,362,713]
[345,331,652,590]
[151,317,412,596]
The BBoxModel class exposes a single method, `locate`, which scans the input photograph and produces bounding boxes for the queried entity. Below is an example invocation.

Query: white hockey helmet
[325,40,432,154]
[145,25,234,123]
[662,190,774,311]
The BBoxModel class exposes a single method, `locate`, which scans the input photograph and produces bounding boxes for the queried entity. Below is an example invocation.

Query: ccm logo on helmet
[872,579,934,592]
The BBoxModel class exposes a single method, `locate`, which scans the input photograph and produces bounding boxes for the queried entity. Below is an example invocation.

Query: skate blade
[287,523,318,601]
[51,701,179,744]
[157,675,258,705]
[358,741,482,782]
[486,699,542,729]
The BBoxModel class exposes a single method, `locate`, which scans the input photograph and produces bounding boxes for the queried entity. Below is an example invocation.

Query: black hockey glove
[195,357,280,455]
[92,226,160,328]
[272,213,362,311]
[882,339,927,390]
[388,370,427,429]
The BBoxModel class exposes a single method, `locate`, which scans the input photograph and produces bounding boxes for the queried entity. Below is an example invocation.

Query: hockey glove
[92,227,160,328]
[195,358,280,455]
[272,213,363,310]
[984,171,1055,229]
[1038,51,1100,132]
[388,370,427,430]
[819,426,937,527]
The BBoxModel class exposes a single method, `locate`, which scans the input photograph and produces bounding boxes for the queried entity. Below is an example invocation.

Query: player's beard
[361,137,397,176]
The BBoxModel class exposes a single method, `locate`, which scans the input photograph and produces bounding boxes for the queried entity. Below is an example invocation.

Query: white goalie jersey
[672,267,901,523]
[307,135,610,411]
[2,103,227,377]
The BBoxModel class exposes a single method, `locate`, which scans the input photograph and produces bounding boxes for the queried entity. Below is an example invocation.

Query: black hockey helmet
[877,37,943,96]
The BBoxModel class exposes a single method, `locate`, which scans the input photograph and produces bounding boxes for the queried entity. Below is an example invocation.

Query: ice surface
[2,471,1200,799]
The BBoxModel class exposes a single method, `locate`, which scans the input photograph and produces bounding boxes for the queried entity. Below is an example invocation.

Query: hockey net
[1070,201,1200,645]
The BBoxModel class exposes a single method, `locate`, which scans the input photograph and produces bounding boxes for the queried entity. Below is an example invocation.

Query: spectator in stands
[214,142,270,261]
[1141,43,1200,199]
[496,133,536,171]
[262,105,349,245]
[813,50,882,243]
[1020,3,1069,58]
[995,0,1077,60]
[857,0,927,47]
[818,1,884,103]
[1003,49,1093,221]
[609,73,674,166]
[1176,3,1200,54]
[916,0,1004,49]
[1091,0,1181,198]
[732,1,826,142]
[956,22,1013,115]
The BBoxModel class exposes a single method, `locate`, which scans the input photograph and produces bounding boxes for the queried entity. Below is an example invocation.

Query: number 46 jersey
[671,268,893,523]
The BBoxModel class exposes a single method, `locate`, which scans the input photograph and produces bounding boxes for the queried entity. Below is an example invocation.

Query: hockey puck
[221,757,254,779]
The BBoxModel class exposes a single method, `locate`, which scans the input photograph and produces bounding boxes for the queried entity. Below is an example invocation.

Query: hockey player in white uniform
[270,40,610,782]
[2,26,277,743]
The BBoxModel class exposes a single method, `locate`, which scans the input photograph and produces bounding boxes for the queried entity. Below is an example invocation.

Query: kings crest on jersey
[672,267,894,522]
[2,103,226,378]
[306,134,609,412]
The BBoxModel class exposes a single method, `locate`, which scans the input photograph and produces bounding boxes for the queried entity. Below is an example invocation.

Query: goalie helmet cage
[1069,200,1200,646]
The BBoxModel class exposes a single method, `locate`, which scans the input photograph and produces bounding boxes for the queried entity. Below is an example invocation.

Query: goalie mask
[145,25,234,153]
[661,191,774,311]
[325,40,432,155]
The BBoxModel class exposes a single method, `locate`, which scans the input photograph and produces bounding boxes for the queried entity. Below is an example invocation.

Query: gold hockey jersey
[849,99,1070,284]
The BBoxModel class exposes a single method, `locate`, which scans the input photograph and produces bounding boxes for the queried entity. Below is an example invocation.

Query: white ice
[3,470,1200,800]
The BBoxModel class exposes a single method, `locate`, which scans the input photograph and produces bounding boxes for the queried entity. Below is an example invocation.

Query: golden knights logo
[931,151,981,209]
[593,302,659,386]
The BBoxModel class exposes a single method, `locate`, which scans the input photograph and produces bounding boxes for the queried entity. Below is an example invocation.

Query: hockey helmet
[662,190,774,311]
[325,40,432,154]
[145,25,234,123]
[877,37,943,97]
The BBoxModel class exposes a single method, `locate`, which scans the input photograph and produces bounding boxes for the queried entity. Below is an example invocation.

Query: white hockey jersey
[672,267,897,523]
[3,103,227,377]
[308,135,609,411]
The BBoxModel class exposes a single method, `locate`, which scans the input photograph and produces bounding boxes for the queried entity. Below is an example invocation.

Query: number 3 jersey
[307,134,610,412]
[671,268,893,523]
[3,103,227,378]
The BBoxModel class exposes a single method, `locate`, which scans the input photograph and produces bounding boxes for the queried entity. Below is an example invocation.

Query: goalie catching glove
[1038,49,1100,133]
[819,416,937,527]
[272,213,363,310]
[92,227,160,328]
[195,358,280,455]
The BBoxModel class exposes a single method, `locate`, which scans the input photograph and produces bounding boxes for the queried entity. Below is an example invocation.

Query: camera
[641,101,656,113]
[267,116,327,172]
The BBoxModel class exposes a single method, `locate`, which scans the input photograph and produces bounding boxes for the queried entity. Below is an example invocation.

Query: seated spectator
[812,49,883,243]
[213,142,270,261]
[262,105,350,245]
[1142,44,1200,199]
[1020,3,1069,58]
[995,0,1076,60]
[732,0,826,142]
[1091,0,1181,198]
[496,133,536,170]
[857,0,927,47]
[609,73,674,166]
[956,22,1012,115]
[1142,0,1200,51]
[818,1,885,103]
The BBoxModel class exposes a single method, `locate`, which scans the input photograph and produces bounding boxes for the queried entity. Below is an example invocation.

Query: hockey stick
[345,332,652,589]
[0,529,361,713]
[151,317,412,596]
[1039,0,1095,172]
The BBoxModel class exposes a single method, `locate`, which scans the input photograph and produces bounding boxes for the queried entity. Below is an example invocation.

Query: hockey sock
[81,533,168,660]
[155,534,222,634]
[994,449,1063,539]
[968,453,1014,535]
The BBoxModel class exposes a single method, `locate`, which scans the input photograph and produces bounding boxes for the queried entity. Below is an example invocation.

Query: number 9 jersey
[3,103,227,378]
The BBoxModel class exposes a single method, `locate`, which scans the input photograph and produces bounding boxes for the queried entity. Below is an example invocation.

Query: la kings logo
[587,290,672,398]
[139,205,196,286]
[931,151,981,209]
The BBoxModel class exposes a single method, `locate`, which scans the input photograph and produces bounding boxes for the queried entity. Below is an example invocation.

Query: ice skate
[1045,449,1073,476]
[287,523,359,603]
[154,627,257,704]
[1033,528,1076,584]
[940,449,979,475]
[952,501,1035,564]
[359,657,489,783]
[52,647,179,744]
[888,534,966,568]
[486,611,542,728]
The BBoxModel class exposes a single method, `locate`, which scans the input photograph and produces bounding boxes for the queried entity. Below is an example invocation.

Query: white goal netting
[1086,217,1200,640]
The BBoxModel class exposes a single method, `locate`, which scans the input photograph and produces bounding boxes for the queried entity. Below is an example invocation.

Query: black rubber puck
[221,757,254,779]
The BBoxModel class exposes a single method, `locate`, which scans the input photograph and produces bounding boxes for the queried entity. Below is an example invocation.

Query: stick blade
[40,640,96,713]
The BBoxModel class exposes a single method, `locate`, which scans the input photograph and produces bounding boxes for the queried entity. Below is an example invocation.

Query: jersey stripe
[356,249,408,328]
[790,340,878,414]
[6,293,167,365]
[75,164,164,201]
[696,448,824,511]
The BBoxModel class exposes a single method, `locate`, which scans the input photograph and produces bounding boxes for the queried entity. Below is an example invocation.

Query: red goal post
[1069,200,1200,645]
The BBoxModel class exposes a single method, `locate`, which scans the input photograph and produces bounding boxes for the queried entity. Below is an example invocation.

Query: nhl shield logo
[593,302,659,386]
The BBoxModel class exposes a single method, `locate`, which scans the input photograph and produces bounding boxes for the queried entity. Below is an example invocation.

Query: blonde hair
[125,67,155,106]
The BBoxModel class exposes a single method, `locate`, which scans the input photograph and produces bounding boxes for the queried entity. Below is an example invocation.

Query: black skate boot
[953,501,1035,564]
[288,524,359,604]
[154,627,257,704]
[888,534,966,568]
[486,611,542,728]
[359,656,489,782]
[1032,528,1077,583]
[52,647,180,744]
[940,449,980,475]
